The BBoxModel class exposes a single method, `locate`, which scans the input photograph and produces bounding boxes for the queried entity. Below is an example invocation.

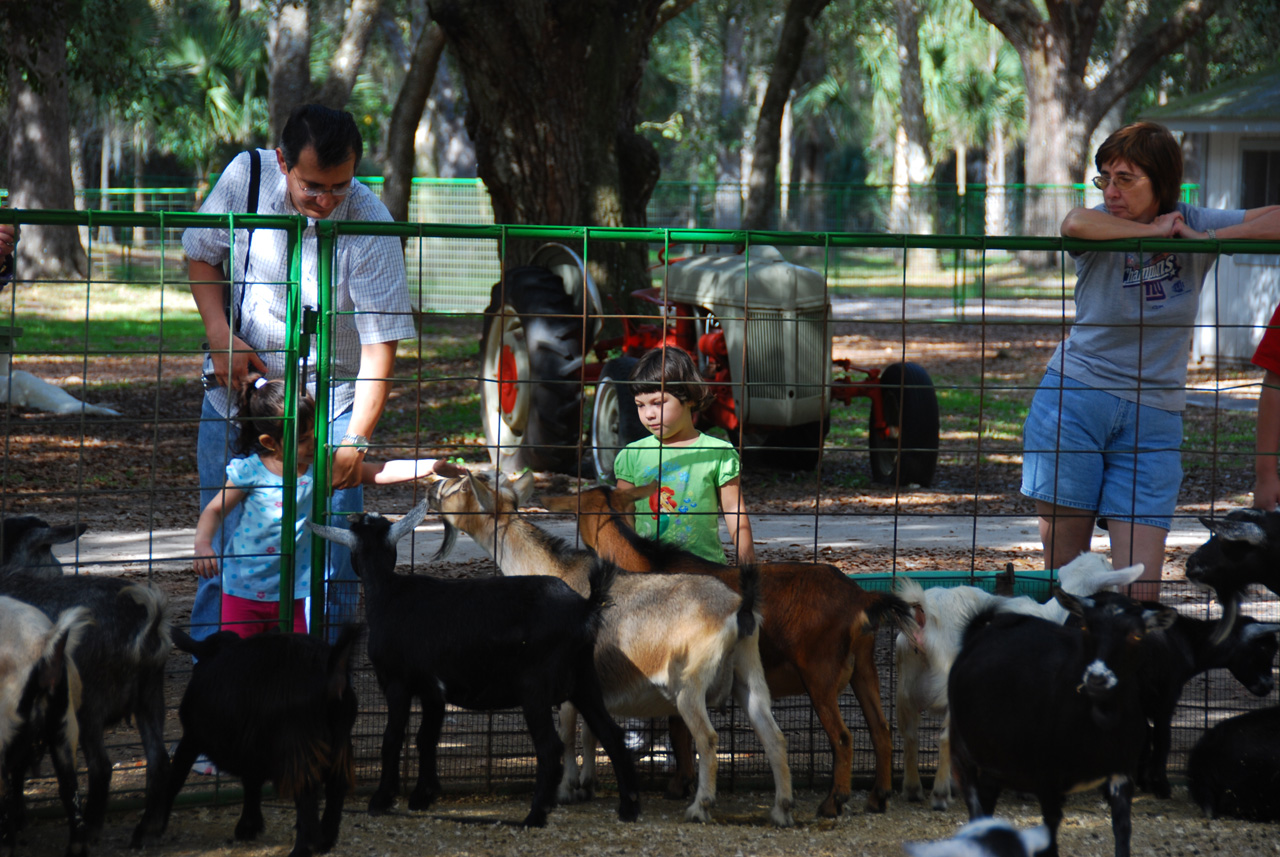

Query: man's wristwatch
[340,433,371,453]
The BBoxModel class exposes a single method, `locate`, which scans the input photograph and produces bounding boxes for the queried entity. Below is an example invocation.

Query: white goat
[0,596,92,856]
[895,553,1144,809]
[427,471,794,827]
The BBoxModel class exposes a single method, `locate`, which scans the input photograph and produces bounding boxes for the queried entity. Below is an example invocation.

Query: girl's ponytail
[233,378,316,455]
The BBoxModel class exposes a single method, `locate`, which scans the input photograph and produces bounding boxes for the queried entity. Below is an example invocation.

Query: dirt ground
[12,781,1279,857]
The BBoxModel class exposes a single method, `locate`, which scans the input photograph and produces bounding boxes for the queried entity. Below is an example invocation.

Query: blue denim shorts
[1020,371,1183,530]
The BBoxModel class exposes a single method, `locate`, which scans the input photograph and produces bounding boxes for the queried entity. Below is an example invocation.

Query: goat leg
[49,729,88,857]
[520,701,564,828]
[1104,775,1135,857]
[573,687,641,822]
[665,716,695,800]
[129,684,172,846]
[369,685,413,814]
[316,750,350,853]
[234,779,266,841]
[79,722,111,842]
[932,715,956,810]
[849,655,893,813]
[675,691,719,823]
[287,784,321,857]
[555,702,588,804]
[407,694,445,812]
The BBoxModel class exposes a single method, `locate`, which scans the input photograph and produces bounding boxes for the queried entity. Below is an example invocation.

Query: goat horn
[430,520,459,563]
[1209,597,1242,646]
[306,520,357,550]
[388,499,432,545]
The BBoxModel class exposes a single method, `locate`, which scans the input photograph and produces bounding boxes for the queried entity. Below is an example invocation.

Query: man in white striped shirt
[184,104,415,640]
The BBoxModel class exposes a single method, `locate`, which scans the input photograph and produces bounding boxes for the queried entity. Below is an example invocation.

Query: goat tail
[735,563,761,639]
[119,583,175,665]
[584,560,620,638]
[169,627,221,661]
[866,590,913,635]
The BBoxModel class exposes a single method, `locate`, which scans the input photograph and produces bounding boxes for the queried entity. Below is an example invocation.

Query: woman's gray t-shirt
[1046,202,1246,411]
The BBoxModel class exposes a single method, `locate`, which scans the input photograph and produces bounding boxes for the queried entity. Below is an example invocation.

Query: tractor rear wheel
[480,267,590,474]
[868,361,939,487]
[590,356,647,481]
[730,420,830,471]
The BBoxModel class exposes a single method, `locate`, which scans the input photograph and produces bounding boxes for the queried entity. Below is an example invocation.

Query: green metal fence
[41,179,1205,313]
[1,207,1277,820]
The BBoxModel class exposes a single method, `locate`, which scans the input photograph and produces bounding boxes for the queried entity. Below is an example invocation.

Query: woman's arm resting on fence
[189,258,267,389]
[1060,207,1185,239]
[1174,205,1280,241]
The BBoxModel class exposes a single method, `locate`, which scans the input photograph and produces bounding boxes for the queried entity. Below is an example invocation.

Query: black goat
[1188,705,1280,821]
[1078,591,1280,798]
[1185,507,1280,642]
[949,590,1177,857]
[309,502,640,828]
[0,562,173,844]
[157,627,359,857]
[0,516,86,577]
[0,596,91,857]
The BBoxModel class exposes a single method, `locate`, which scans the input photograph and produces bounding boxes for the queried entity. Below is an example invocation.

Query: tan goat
[426,471,794,827]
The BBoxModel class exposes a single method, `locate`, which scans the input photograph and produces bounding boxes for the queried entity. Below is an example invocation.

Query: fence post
[278,218,307,632]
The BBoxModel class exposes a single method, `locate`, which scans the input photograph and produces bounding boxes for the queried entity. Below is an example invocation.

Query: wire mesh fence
[1,208,1278,819]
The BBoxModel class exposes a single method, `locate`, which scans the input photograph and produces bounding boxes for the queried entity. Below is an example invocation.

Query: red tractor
[480,244,940,485]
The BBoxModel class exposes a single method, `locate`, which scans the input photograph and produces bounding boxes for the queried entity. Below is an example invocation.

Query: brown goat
[542,482,909,817]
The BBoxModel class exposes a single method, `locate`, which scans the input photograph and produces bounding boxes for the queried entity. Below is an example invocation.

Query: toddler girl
[613,347,755,565]
[193,378,463,636]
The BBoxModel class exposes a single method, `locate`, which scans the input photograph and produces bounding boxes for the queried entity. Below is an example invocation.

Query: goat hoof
[617,794,641,823]
[663,777,693,801]
[407,790,437,812]
[863,788,890,814]
[770,804,795,828]
[683,799,713,823]
[903,785,924,802]
[930,796,950,811]
[366,793,395,816]
[816,792,847,818]
[520,810,549,829]
[234,816,265,841]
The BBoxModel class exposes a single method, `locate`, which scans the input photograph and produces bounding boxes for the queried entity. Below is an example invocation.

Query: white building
[1145,69,1280,366]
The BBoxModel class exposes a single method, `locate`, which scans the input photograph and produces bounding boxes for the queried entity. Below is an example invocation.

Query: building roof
[1145,68,1280,133]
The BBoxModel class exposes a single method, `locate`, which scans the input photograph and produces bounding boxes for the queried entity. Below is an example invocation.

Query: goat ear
[469,471,497,512]
[1054,589,1088,618]
[1142,604,1179,632]
[306,520,358,550]
[540,494,575,513]
[388,499,432,545]
[1207,517,1268,546]
[511,470,536,506]
[617,481,657,506]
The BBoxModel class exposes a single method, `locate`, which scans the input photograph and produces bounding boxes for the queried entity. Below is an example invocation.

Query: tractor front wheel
[868,361,939,487]
[480,267,590,474]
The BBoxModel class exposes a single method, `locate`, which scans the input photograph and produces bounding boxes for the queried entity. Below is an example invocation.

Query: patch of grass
[4,281,204,355]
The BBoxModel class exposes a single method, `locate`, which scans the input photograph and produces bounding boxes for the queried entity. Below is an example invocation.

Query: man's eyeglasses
[297,181,353,199]
[1092,173,1148,191]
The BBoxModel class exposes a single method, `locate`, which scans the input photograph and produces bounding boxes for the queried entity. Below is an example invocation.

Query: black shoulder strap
[231,149,262,335]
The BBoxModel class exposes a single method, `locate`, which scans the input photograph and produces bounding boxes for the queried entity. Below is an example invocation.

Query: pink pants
[220,594,308,637]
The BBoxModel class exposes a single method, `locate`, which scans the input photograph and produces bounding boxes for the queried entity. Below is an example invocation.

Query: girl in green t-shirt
[613,347,756,565]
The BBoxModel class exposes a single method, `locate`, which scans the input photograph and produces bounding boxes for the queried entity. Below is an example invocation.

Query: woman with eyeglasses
[1022,121,1280,599]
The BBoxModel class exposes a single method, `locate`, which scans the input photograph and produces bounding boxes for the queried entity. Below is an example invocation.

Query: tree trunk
[890,0,932,236]
[971,0,1226,244]
[742,0,832,232]
[984,119,1009,237]
[5,3,89,282]
[427,0,677,300]
[383,22,447,223]
[714,12,746,229]
[99,118,114,245]
[268,0,312,142]
[314,0,384,110]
